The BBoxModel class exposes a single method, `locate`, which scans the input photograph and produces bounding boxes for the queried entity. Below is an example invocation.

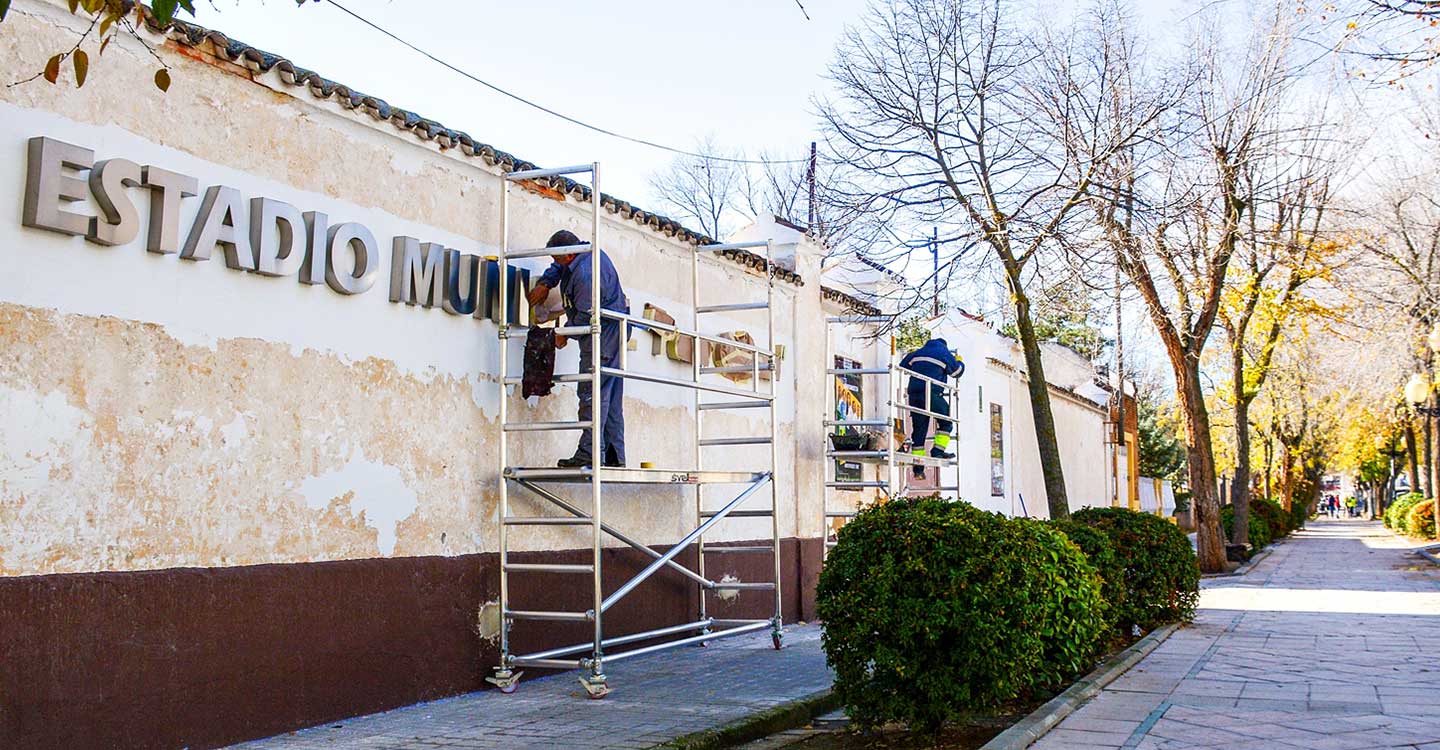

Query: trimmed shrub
[1050,518,1124,635]
[1406,500,1435,539]
[1013,518,1109,689]
[1386,493,1427,533]
[1220,505,1271,551]
[1287,498,1310,531]
[1072,507,1200,631]
[1251,497,1290,540]
[817,497,1105,731]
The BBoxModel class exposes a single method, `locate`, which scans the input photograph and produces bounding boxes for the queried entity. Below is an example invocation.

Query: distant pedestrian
[1345,496,1357,517]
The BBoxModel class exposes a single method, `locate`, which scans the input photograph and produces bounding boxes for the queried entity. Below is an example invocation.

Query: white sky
[190,0,1190,208]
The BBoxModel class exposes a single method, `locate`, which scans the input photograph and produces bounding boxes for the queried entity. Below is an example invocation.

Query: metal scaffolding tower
[489,163,783,699]
[822,316,964,554]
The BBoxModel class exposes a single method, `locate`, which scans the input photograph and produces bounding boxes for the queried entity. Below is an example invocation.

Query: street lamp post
[1405,372,1440,539]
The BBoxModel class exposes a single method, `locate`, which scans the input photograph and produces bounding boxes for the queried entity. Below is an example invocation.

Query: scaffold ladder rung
[701,365,774,374]
[511,657,584,669]
[504,244,588,260]
[503,563,595,574]
[698,399,770,410]
[503,372,593,386]
[712,582,777,590]
[699,437,772,446]
[825,419,889,427]
[697,302,769,313]
[506,164,593,180]
[503,420,594,432]
[827,481,888,488]
[503,516,591,526]
[702,545,772,554]
[696,240,770,252]
[504,609,593,622]
[825,511,859,518]
[700,509,773,518]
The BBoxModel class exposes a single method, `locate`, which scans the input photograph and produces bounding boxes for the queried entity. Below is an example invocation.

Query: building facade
[2,3,1134,749]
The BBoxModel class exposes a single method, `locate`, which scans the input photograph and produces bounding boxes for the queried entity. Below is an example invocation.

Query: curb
[658,688,842,750]
[977,622,1182,750]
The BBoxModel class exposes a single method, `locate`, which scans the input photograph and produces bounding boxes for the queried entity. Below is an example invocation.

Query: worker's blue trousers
[574,325,625,464]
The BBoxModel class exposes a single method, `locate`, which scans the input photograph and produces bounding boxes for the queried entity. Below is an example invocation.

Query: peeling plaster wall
[0,0,821,577]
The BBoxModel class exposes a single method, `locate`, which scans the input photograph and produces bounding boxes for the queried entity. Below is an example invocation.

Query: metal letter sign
[19,135,534,326]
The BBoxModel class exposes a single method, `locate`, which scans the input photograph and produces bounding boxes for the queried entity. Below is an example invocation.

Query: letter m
[389,236,446,307]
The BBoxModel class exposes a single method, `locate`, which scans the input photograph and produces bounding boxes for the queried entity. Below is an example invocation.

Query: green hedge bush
[1406,500,1435,539]
[1220,505,1271,551]
[1049,518,1124,635]
[1013,518,1108,688]
[1386,493,1427,532]
[1287,498,1310,531]
[1251,497,1291,539]
[1072,507,1200,631]
[816,497,1105,731]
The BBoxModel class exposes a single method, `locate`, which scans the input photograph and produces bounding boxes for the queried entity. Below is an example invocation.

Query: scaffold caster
[486,668,522,694]
[771,624,784,651]
[580,673,610,700]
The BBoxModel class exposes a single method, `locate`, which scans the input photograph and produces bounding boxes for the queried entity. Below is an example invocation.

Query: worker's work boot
[603,445,623,468]
[930,433,956,460]
[557,453,593,469]
[911,447,927,479]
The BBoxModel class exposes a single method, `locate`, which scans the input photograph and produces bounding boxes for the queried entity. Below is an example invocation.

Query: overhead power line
[324,0,807,166]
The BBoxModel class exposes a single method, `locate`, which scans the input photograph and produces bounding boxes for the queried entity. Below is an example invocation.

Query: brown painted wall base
[0,537,822,750]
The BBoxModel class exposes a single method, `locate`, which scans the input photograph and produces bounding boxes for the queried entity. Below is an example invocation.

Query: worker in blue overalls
[899,337,964,479]
[526,230,630,468]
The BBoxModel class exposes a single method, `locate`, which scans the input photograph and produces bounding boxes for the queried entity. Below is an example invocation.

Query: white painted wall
[0,43,824,573]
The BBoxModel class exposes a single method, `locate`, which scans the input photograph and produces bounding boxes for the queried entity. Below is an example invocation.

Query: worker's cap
[547,230,582,249]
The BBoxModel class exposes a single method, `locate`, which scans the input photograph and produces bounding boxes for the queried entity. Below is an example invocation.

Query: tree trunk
[1230,346,1252,547]
[1279,439,1296,512]
[1175,355,1226,572]
[1406,422,1421,496]
[1264,431,1273,503]
[1010,284,1071,519]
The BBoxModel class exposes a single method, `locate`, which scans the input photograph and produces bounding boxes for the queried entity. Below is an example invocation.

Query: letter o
[325,222,378,295]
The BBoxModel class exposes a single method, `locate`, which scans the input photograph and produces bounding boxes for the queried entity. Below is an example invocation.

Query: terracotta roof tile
[148,16,803,286]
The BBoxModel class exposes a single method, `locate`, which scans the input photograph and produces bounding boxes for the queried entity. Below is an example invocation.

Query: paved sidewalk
[228,625,829,750]
[1032,517,1440,750]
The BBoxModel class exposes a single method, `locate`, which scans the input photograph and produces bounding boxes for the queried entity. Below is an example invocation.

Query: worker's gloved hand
[526,283,551,307]
[554,333,568,349]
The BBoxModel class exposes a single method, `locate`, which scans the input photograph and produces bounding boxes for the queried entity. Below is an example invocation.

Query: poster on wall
[990,403,1005,497]
[834,356,864,488]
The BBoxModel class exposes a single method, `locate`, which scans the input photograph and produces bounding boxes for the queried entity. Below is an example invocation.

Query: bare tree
[817,0,1171,518]
[648,138,847,247]
[1330,0,1440,73]
[1218,125,1346,545]
[1090,8,1298,571]
[647,135,748,240]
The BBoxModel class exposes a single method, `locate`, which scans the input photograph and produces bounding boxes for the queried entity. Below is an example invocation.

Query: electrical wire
[324,0,808,166]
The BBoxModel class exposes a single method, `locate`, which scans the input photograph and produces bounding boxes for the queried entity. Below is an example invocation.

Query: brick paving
[226,625,830,750]
[1033,517,1440,750]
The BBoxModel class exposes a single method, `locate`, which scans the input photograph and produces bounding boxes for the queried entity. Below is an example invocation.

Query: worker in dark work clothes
[526,230,629,468]
[899,337,964,479]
